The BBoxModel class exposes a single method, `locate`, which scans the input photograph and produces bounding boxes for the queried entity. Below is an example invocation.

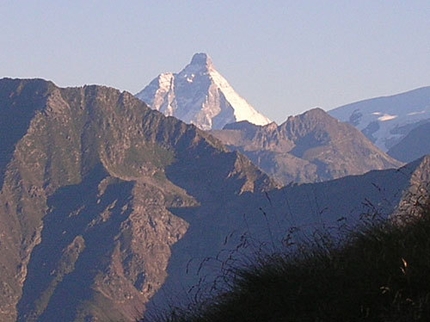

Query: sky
[1,1,430,124]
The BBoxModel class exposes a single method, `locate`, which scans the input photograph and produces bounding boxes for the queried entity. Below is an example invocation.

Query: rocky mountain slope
[210,108,401,184]
[0,78,275,321]
[135,53,271,130]
[328,87,430,151]
[1,78,429,322]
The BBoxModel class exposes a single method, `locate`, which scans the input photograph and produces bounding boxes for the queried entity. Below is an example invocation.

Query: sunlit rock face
[136,53,271,131]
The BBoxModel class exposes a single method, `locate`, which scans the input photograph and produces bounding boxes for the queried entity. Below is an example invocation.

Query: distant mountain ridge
[211,108,401,184]
[136,53,271,130]
[328,87,430,151]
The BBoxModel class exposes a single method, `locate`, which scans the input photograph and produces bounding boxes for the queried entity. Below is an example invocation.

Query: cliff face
[0,78,274,321]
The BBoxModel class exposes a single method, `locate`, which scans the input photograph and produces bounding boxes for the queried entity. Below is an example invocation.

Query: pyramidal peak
[136,53,271,130]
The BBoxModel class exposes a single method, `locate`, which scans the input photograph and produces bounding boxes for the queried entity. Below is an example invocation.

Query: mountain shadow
[0,79,55,188]
[143,158,430,322]
[17,164,134,321]
[143,156,424,319]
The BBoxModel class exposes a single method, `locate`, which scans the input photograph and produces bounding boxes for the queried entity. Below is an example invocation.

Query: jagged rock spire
[190,53,214,69]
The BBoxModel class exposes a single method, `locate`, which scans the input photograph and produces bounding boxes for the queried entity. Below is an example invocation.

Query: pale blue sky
[1,1,429,123]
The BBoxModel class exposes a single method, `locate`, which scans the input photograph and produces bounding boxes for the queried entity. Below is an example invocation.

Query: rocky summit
[211,108,402,184]
[135,53,271,130]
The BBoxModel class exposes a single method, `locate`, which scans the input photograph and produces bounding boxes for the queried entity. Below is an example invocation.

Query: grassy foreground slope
[147,205,430,321]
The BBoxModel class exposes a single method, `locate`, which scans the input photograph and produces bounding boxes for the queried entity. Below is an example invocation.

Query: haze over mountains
[1,54,430,321]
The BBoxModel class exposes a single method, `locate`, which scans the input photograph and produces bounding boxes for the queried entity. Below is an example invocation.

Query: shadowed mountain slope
[146,175,430,322]
[387,121,430,163]
[144,156,430,317]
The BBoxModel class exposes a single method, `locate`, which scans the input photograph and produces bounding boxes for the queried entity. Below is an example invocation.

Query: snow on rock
[328,87,430,151]
[377,114,398,122]
[136,53,271,130]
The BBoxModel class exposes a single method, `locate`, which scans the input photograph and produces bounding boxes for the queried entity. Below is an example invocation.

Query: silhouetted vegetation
[143,202,430,321]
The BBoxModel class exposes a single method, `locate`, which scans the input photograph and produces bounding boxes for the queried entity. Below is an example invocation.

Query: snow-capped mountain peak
[328,87,430,151]
[136,53,271,130]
